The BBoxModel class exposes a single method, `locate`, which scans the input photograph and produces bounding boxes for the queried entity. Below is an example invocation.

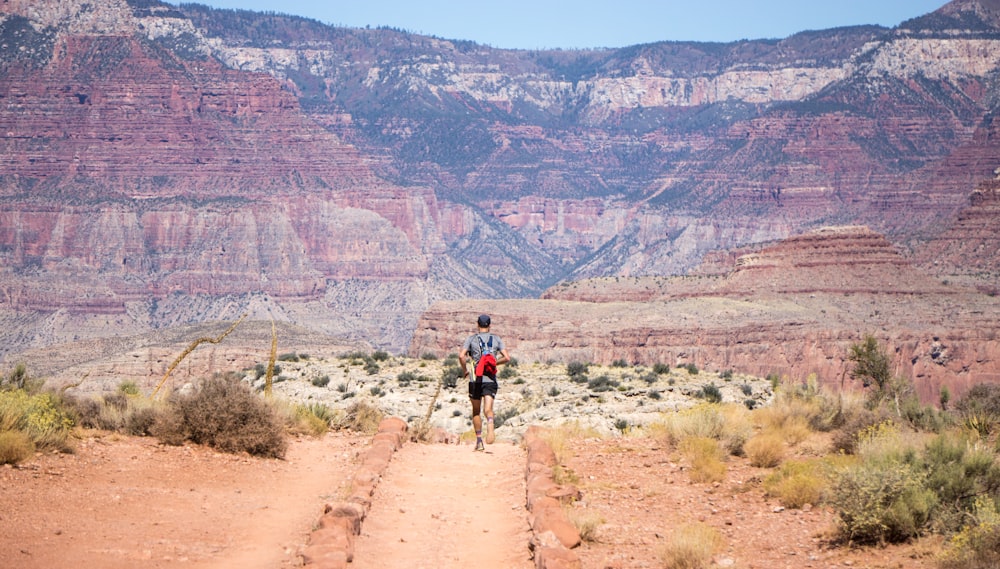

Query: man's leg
[471,397,484,450]
[483,395,495,444]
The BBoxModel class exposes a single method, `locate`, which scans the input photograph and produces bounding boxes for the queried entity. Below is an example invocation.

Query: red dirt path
[1,429,944,569]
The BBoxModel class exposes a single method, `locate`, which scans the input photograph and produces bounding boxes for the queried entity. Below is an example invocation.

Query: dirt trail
[351,440,534,569]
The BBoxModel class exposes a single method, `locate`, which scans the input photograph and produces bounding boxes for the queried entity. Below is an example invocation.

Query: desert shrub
[332,400,384,434]
[830,459,936,544]
[284,402,333,436]
[397,371,417,386]
[649,390,662,400]
[1,363,44,392]
[566,361,589,380]
[764,459,839,509]
[740,382,753,396]
[70,392,161,435]
[829,422,936,544]
[745,432,785,468]
[548,386,560,397]
[922,434,1000,533]
[831,407,891,454]
[125,405,159,436]
[954,383,1000,438]
[651,404,725,446]
[652,363,670,375]
[493,406,520,429]
[614,418,629,433]
[686,363,699,375]
[698,383,722,403]
[0,389,74,452]
[153,378,287,458]
[420,352,438,360]
[720,369,733,381]
[311,375,330,388]
[939,518,1000,569]
[680,436,726,484]
[117,381,141,396]
[372,350,390,362]
[277,352,300,362]
[0,429,35,465]
[364,361,380,375]
[718,404,753,456]
[587,374,619,392]
[499,365,518,380]
[441,362,462,388]
[660,522,723,569]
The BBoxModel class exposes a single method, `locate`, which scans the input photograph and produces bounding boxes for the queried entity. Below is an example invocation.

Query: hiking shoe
[474,440,485,452]
[485,421,495,445]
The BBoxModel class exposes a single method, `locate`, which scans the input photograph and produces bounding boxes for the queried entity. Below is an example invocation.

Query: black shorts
[468,377,498,400]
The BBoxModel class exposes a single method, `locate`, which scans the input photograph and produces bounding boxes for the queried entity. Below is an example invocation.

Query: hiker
[459,313,510,451]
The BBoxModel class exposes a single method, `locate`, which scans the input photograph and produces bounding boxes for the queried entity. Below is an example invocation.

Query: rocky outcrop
[914,175,1000,293]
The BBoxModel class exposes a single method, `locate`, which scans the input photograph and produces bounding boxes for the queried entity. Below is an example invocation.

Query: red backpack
[474,334,498,378]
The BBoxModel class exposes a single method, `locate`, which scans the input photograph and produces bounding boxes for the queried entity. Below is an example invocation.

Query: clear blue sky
[178,1,950,49]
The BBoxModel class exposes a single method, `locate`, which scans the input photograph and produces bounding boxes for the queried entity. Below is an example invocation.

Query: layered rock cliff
[1,0,999,375]
[411,226,1000,403]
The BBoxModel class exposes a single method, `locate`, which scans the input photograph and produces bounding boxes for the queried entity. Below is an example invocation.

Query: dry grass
[565,506,604,542]
[651,404,725,446]
[763,459,834,509]
[679,436,726,484]
[331,400,384,434]
[539,420,603,464]
[660,522,723,569]
[0,429,35,465]
[744,432,785,468]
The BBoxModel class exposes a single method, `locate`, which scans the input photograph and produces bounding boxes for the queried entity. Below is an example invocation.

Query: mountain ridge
[0,0,998,371]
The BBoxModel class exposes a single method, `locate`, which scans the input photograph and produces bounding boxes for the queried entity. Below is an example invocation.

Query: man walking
[459,314,510,451]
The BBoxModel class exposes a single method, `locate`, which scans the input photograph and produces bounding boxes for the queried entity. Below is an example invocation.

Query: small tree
[849,335,897,410]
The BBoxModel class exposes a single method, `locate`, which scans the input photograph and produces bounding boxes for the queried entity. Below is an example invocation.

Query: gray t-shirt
[462,332,504,381]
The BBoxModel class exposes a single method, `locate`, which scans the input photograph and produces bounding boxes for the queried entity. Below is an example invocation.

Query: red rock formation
[914,176,1000,293]
[411,227,1000,404]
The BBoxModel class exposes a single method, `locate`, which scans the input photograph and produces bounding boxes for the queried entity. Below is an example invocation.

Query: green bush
[0,389,74,452]
[277,353,300,362]
[830,459,936,544]
[372,350,390,362]
[699,383,722,403]
[652,363,670,375]
[686,363,699,375]
[922,435,1000,533]
[499,366,517,380]
[939,519,1000,569]
[153,378,287,458]
[311,375,330,388]
[441,362,462,388]
[587,374,619,393]
[566,361,589,380]
[611,359,629,368]
[1,363,44,392]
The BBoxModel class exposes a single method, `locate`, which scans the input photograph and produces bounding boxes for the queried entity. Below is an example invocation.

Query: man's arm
[458,350,469,378]
[496,348,510,366]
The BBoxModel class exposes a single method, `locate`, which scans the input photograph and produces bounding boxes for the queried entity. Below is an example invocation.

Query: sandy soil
[351,440,534,569]
[1,428,946,569]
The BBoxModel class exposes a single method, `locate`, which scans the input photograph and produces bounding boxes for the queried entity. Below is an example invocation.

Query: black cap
[477,314,491,327]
